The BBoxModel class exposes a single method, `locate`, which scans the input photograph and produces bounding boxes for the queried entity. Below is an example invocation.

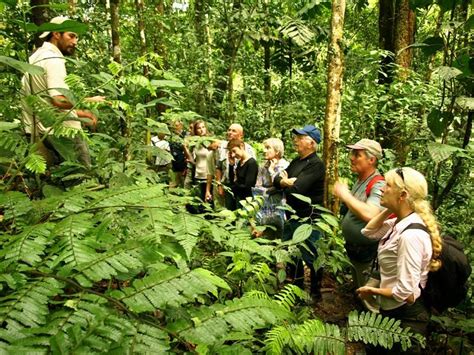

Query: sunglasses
[396,167,405,181]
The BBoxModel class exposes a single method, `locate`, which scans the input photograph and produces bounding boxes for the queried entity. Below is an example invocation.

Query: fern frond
[0,277,64,330]
[0,223,53,267]
[110,266,230,313]
[0,191,33,227]
[290,319,345,355]
[5,293,170,353]
[274,284,306,310]
[71,241,144,287]
[48,213,98,273]
[24,152,47,174]
[85,184,166,210]
[177,297,293,346]
[168,212,203,259]
[347,310,426,351]
[264,325,294,355]
[0,131,27,156]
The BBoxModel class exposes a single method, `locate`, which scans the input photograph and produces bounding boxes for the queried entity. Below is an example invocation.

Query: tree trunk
[193,0,210,115]
[378,0,395,84]
[110,0,121,64]
[323,0,346,213]
[393,0,415,80]
[135,0,148,76]
[30,0,49,48]
[263,1,272,131]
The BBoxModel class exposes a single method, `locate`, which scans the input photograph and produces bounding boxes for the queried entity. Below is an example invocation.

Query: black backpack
[403,223,471,314]
[169,141,187,172]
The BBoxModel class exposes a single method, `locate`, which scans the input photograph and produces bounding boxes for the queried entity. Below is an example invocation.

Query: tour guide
[273,124,325,299]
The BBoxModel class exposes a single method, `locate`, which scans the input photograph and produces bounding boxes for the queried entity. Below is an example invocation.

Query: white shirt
[151,136,171,166]
[21,41,80,134]
[362,213,432,310]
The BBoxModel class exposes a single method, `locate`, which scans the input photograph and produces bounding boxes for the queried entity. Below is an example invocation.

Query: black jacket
[273,152,325,219]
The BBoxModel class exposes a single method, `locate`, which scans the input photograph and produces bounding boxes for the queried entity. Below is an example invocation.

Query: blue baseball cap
[292,125,321,144]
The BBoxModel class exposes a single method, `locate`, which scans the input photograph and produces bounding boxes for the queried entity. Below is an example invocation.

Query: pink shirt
[362,213,432,310]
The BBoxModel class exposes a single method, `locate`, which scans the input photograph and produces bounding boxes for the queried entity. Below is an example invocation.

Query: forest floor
[311,272,474,355]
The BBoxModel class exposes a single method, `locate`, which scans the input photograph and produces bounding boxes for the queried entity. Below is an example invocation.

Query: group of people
[22,16,442,345]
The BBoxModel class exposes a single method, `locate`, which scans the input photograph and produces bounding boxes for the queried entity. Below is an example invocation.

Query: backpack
[169,141,187,172]
[365,174,385,197]
[402,223,471,314]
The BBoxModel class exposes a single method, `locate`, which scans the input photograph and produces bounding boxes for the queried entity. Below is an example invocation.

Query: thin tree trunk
[393,0,415,80]
[323,0,346,213]
[378,0,395,84]
[135,0,148,76]
[263,1,272,131]
[110,0,121,64]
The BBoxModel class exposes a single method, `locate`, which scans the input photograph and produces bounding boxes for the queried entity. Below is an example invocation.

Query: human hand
[333,181,350,199]
[83,112,98,129]
[205,191,213,202]
[356,286,376,298]
[86,96,106,103]
[218,185,224,197]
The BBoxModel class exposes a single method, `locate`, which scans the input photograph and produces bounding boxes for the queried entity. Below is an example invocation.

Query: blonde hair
[263,138,285,159]
[386,167,442,271]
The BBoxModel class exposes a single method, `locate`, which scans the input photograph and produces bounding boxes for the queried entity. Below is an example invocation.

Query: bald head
[227,123,244,141]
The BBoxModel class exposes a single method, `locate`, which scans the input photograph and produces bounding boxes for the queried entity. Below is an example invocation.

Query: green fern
[110,266,230,313]
[176,297,293,346]
[0,223,53,267]
[347,310,426,351]
[24,151,47,174]
[70,241,144,288]
[0,277,64,330]
[0,191,34,227]
[264,319,346,355]
[167,212,204,259]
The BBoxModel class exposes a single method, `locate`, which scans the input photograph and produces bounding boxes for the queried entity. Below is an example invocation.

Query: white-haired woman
[252,138,289,238]
[357,167,442,339]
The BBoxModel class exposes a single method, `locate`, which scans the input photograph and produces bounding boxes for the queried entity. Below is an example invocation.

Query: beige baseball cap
[346,139,383,159]
[38,16,70,39]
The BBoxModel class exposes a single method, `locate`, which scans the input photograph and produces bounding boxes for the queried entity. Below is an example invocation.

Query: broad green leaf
[420,36,444,56]
[0,56,44,75]
[34,20,88,35]
[427,109,453,137]
[291,193,312,205]
[0,121,19,131]
[465,15,474,31]
[433,66,463,81]
[427,142,464,163]
[455,96,474,111]
[321,213,340,228]
[291,224,313,244]
[0,0,16,8]
[151,79,185,88]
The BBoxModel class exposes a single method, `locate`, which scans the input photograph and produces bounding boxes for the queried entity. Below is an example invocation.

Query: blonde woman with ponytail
[356,167,442,338]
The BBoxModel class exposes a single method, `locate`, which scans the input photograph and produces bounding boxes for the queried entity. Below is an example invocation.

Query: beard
[60,46,76,56]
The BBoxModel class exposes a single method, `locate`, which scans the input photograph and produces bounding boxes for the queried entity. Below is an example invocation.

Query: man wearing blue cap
[274,124,325,299]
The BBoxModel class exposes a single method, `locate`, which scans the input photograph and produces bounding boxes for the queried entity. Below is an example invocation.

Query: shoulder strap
[401,222,429,234]
[365,175,385,197]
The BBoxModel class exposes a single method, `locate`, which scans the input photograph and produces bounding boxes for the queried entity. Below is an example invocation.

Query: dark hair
[44,32,54,42]
[227,139,244,150]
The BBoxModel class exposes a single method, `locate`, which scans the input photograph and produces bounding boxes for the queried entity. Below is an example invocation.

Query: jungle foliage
[0,0,472,353]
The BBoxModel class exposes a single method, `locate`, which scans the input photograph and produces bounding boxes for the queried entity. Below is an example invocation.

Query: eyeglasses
[396,167,404,181]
